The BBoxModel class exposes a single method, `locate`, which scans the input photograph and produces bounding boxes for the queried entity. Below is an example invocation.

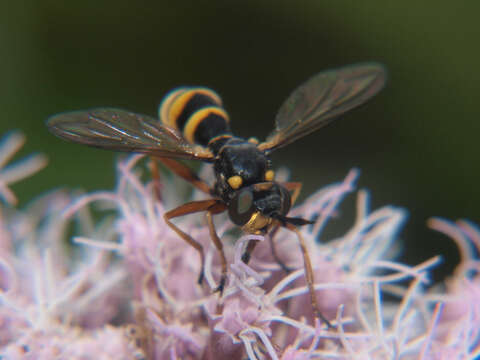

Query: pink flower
[0,131,47,206]
[424,218,480,358]
[0,131,479,359]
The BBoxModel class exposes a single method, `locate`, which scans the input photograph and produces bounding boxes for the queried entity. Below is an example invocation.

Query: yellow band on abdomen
[183,107,229,144]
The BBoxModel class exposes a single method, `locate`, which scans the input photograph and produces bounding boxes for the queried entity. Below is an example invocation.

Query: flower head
[0,132,479,359]
[0,131,47,206]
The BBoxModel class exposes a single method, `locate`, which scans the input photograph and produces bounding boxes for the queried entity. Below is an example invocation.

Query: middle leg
[205,212,228,294]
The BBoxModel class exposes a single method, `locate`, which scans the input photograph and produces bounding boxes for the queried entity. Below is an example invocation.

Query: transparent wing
[46,108,214,161]
[258,63,386,152]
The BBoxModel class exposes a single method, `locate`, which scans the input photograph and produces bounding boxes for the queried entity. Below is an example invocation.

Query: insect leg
[240,226,292,273]
[267,226,292,273]
[240,239,260,264]
[155,156,212,195]
[268,181,302,273]
[148,158,163,201]
[205,212,228,294]
[282,181,302,206]
[286,223,332,328]
[164,199,221,285]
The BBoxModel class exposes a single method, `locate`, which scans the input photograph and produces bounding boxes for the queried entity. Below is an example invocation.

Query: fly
[47,63,386,327]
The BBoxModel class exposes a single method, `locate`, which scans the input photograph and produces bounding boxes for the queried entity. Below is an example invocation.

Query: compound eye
[228,188,255,226]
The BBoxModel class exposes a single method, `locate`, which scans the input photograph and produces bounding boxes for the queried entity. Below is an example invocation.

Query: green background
[1,1,479,280]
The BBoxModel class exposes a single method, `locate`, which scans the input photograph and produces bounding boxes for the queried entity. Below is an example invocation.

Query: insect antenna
[274,214,314,226]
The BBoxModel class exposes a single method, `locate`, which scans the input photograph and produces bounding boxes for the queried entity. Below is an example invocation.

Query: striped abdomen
[159,87,231,147]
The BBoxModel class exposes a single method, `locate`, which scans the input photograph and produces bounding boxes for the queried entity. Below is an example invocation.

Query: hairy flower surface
[0,132,47,206]
[0,131,479,359]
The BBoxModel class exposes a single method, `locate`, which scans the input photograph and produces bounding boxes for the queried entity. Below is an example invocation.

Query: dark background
[1,1,479,281]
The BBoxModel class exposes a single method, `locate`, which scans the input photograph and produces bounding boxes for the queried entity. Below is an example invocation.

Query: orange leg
[148,159,163,201]
[240,239,260,264]
[286,223,332,328]
[265,182,303,274]
[164,199,226,287]
[267,226,292,273]
[282,181,302,206]
[155,156,212,195]
[206,212,228,294]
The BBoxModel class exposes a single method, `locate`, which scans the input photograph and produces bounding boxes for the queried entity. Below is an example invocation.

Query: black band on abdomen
[175,93,218,131]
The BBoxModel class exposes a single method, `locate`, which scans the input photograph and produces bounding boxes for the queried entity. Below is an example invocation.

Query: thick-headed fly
[47,63,386,327]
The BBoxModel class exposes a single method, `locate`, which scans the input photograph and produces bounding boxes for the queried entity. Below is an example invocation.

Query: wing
[46,108,214,161]
[258,63,386,153]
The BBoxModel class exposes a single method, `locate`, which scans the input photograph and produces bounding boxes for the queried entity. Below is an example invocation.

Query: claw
[316,310,333,329]
[213,276,226,295]
[197,271,204,285]
[241,251,251,264]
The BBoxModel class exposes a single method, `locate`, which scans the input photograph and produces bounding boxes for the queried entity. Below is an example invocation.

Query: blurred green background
[1,1,479,280]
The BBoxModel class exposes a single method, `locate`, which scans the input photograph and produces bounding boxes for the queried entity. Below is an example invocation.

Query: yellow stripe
[159,87,188,127]
[166,89,197,129]
[159,87,224,129]
[184,107,229,143]
[207,134,232,146]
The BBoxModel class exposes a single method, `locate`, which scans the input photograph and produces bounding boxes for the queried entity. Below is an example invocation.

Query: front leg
[206,212,228,294]
[241,239,260,264]
[164,199,225,286]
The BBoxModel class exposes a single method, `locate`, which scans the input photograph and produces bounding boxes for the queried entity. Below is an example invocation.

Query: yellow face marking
[265,169,275,181]
[227,175,243,189]
[242,212,272,234]
[184,107,229,143]
[248,137,259,145]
